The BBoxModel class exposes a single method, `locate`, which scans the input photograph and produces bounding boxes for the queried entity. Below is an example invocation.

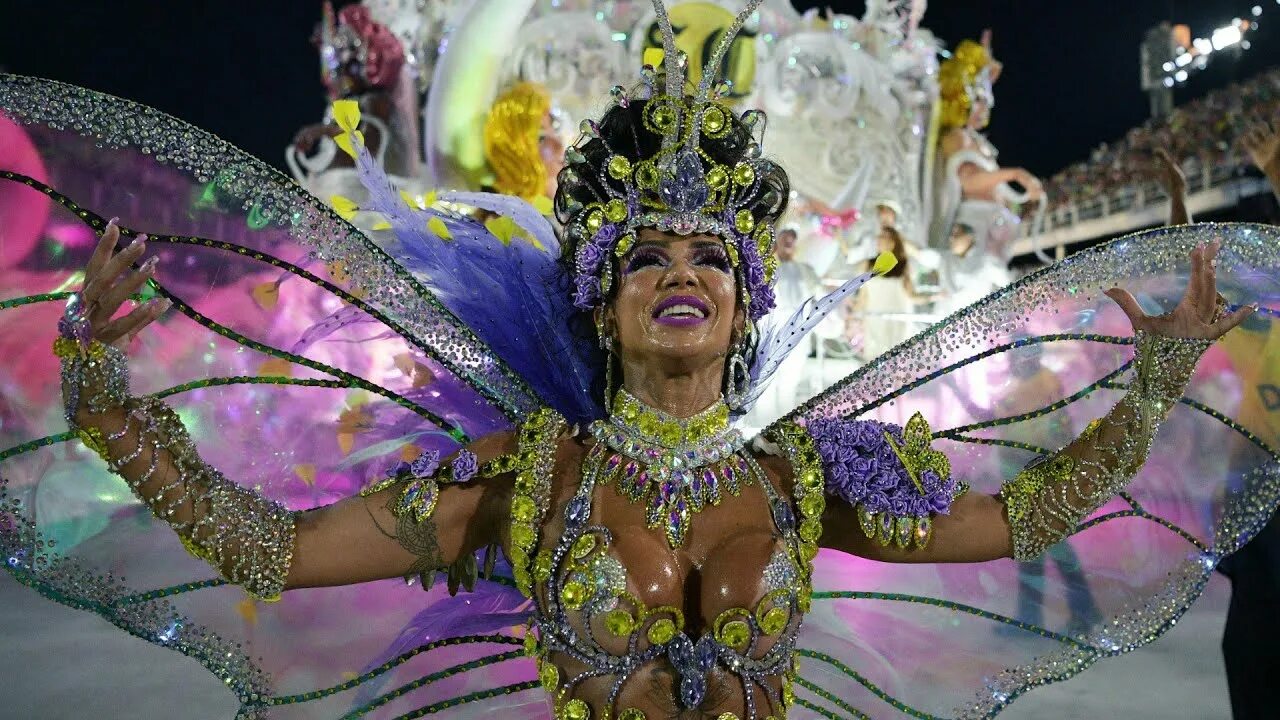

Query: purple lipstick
[652,295,710,327]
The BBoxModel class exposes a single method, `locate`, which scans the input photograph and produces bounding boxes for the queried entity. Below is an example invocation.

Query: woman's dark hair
[867,226,909,279]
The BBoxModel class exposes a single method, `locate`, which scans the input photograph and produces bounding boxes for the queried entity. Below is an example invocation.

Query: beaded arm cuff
[800,414,967,550]
[359,448,512,595]
[1000,331,1212,561]
[56,339,296,600]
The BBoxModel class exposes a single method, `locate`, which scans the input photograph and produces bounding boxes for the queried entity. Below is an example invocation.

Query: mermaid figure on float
[0,1,1278,718]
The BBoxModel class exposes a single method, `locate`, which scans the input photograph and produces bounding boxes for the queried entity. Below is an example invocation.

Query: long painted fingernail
[107,217,119,228]
[142,257,159,272]
[152,298,172,311]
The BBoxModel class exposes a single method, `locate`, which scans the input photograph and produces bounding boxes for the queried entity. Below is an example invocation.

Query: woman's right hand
[80,219,170,348]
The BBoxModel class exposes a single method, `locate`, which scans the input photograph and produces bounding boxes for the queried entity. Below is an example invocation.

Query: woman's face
[607,228,742,368]
[876,230,895,254]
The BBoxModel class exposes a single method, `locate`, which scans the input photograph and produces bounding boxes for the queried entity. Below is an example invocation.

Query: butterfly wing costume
[2,3,1279,718]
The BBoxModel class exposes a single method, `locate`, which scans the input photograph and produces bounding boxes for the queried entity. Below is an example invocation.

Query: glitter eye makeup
[623,247,668,273]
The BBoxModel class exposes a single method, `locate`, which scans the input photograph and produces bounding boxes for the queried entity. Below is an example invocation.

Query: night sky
[2,1,1277,178]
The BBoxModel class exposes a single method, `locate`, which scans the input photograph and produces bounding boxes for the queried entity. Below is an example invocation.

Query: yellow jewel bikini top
[506,408,829,720]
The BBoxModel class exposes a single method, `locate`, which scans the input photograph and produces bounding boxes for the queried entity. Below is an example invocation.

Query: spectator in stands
[1044,68,1280,213]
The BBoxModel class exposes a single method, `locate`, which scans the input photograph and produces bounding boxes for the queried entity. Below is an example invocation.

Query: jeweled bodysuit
[512,395,820,720]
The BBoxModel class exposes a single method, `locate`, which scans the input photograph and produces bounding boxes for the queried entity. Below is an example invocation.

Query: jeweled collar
[606,388,733,449]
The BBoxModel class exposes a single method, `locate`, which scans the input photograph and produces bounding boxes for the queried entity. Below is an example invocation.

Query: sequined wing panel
[0,76,548,718]
[777,223,1280,718]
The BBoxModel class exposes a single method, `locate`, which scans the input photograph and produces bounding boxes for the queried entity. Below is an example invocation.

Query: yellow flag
[485,216,517,245]
[330,195,359,221]
[332,99,361,133]
[426,216,452,241]
[333,130,364,160]
[872,251,898,275]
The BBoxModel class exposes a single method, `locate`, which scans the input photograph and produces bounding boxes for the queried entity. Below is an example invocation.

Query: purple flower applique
[572,275,602,309]
[807,418,960,519]
[408,449,441,477]
[450,449,479,483]
[580,241,606,271]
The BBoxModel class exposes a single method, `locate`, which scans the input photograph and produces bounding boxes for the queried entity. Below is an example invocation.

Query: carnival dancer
[0,2,1277,718]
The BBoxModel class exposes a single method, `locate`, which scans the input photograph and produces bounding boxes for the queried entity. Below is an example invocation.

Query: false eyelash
[624,249,667,273]
[693,248,731,272]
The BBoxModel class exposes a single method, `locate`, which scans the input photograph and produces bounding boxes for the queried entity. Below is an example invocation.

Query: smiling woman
[1,0,1279,718]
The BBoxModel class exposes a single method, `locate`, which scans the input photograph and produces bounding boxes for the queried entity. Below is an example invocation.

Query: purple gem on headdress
[660,480,677,501]
[679,673,706,708]
[772,499,796,532]
[693,635,717,671]
[668,634,695,669]
[565,494,591,529]
[660,151,710,214]
[623,461,638,479]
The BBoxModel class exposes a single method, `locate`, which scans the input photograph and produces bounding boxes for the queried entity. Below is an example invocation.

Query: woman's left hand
[1104,239,1255,341]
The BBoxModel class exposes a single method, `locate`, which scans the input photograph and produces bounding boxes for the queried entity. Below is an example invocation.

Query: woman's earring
[724,343,752,412]
[601,331,616,413]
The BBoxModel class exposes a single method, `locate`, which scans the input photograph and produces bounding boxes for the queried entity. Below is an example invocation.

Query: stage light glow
[1212,25,1243,50]
[1175,51,1194,66]
[1193,37,1214,55]
[1163,77,1176,87]
[1175,69,1189,82]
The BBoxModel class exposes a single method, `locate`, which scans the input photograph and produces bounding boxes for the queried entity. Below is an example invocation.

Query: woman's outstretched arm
[800,240,1253,564]
[62,220,512,598]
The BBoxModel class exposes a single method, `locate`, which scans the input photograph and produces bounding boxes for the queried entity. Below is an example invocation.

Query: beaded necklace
[589,389,748,547]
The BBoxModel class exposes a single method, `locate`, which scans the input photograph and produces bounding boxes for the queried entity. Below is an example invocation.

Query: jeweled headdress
[554,0,786,324]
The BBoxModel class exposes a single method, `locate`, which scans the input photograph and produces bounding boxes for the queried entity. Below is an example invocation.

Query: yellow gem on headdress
[702,106,727,136]
[562,581,587,610]
[799,519,822,543]
[534,549,554,581]
[734,209,755,234]
[764,255,779,282]
[719,619,750,651]
[706,166,728,190]
[607,155,632,180]
[732,162,755,186]
[511,495,536,522]
[605,199,628,223]
[619,709,647,720]
[760,606,789,635]
[651,103,678,130]
[725,242,740,266]
[540,660,560,691]
[571,534,597,559]
[586,211,604,233]
[562,698,590,720]
[647,618,677,645]
[635,161,659,189]
[605,608,636,637]
[511,523,536,550]
[615,233,635,257]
